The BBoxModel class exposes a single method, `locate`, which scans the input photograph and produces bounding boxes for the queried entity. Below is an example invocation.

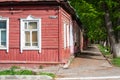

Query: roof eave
[60,1,82,28]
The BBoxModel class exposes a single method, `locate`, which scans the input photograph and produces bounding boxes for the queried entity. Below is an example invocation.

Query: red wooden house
[0,0,83,66]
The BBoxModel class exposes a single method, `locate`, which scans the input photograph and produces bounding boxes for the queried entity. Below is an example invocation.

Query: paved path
[54,44,120,80]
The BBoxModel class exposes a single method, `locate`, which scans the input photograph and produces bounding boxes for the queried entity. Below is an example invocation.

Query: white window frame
[64,22,67,49]
[0,16,9,52]
[70,22,74,53]
[64,22,70,49]
[66,24,70,47]
[20,15,41,53]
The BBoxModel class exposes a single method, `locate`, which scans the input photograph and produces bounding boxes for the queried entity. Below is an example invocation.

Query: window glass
[28,22,37,29]
[32,43,38,46]
[0,20,6,29]
[24,21,38,47]
[25,31,30,46]
[25,22,27,29]
[32,31,38,46]
[1,30,6,46]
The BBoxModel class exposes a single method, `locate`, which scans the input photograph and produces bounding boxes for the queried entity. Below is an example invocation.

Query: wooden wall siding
[61,48,70,63]
[59,8,72,62]
[61,8,72,48]
[0,6,59,62]
[73,20,81,53]
[0,49,58,62]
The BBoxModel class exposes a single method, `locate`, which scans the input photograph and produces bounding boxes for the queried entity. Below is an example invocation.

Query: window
[24,22,38,47]
[0,16,9,52]
[63,22,70,49]
[20,15,41,53]
[66,24,70,47]
[69,22,74,53]
[64,23,67,48]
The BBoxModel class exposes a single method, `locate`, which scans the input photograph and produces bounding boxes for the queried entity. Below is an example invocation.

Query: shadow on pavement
[75,45,106,60]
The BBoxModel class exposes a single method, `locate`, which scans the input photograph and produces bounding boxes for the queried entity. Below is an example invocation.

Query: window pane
[32,31,38,46]
[28,22,37,29]
[25,22,27,29]
[25,43,30,46]
[32,31,37,42]
[32,43,38,46]
[0,20,6,29]
[25,31,30,46]
[1,30,6,46]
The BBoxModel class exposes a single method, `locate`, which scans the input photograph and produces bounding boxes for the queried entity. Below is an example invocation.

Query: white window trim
[70,22,74,53]
[64,22,67,49]
[70,22,74,47]
[66,24,70,47]
[64,22,70,49]
[0,16,9,52]
[20,15,41,53]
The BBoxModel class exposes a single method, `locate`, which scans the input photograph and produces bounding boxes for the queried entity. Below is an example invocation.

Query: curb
[0,75,53,80]
[55,76,120,80]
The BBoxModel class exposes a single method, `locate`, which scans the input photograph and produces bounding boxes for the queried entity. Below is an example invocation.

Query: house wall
[60,8,73,63]
[80,29,83,51]
[0,5,60,63]
[73,21,81,53]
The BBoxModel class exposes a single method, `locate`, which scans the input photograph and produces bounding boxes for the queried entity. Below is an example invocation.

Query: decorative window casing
[0,16,9,52]
[20,15,41,53]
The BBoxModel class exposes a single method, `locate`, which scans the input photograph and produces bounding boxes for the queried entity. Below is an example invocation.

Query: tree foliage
[69,0,120,42]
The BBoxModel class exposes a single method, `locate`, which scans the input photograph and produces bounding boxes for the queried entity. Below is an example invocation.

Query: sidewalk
[33,44,120,80]
[54,44,120,79]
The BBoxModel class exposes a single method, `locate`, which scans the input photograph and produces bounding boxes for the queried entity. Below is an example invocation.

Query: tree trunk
[105,12,117,57]
[103,2,118,57]
[117,18,120,43]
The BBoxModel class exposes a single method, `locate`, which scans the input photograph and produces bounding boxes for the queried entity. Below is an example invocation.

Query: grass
[98,44,120,67]
[98,44,111,56]
[0,69,33,75]
[39,72,56,78]
[0,66,56,78]
[112,58,120,67]
[10,66,20,69]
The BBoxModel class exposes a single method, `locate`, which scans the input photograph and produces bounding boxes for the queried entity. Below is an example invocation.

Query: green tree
[69,0,107,42]
[69,0,120,57]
